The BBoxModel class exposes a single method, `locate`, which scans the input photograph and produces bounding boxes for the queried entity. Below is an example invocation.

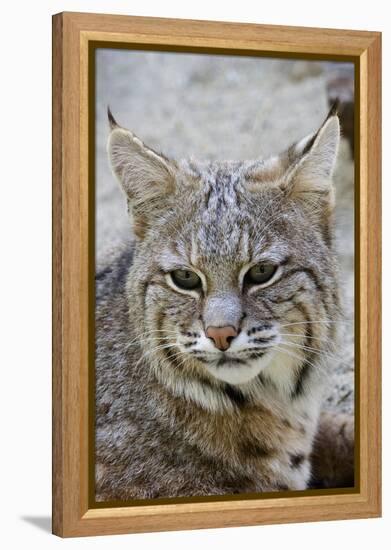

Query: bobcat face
[141,173,317,385]
[108,106,340,392]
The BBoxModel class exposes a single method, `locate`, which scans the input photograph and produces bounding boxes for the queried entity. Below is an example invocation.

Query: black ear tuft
[327,98,340,119]
[302,101,340,156]
[107,106,119,130]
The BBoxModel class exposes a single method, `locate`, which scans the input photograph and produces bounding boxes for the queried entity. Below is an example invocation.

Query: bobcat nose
[206,326,238,351]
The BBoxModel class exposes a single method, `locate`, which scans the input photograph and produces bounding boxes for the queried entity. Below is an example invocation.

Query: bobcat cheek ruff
[95,106,351,501]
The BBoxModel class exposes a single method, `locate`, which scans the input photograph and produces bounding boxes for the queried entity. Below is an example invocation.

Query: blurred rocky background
[95,50,355,415]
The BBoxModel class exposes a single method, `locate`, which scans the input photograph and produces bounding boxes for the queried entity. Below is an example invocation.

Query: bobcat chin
[95,104,354,501]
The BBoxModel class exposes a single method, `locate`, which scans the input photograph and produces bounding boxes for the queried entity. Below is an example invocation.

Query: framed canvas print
[52,12,381,537]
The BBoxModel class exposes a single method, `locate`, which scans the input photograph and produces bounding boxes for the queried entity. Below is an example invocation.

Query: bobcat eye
[245,264,277,286]
[170,269,201,290]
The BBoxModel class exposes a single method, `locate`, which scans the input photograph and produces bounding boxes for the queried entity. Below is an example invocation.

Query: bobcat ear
[284,105,340,203]
[107,109,176,238]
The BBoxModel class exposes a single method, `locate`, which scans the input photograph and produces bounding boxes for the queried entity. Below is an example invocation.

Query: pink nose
[206,325,238,351]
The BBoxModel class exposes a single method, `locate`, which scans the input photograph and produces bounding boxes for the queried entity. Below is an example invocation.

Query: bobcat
[95,105,354,501]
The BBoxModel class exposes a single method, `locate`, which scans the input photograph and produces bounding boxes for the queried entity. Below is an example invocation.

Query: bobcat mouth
[206,350,267,367]
[217,356,246,366]
[199,350,272,385]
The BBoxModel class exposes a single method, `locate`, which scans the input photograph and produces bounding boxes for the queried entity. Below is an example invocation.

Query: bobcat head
[107,106,340,401]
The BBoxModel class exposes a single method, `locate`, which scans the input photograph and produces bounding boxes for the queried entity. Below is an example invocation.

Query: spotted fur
[95,107,353,501]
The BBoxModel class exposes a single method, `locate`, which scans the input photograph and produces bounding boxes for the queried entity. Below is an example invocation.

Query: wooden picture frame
[52,11,381,538]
